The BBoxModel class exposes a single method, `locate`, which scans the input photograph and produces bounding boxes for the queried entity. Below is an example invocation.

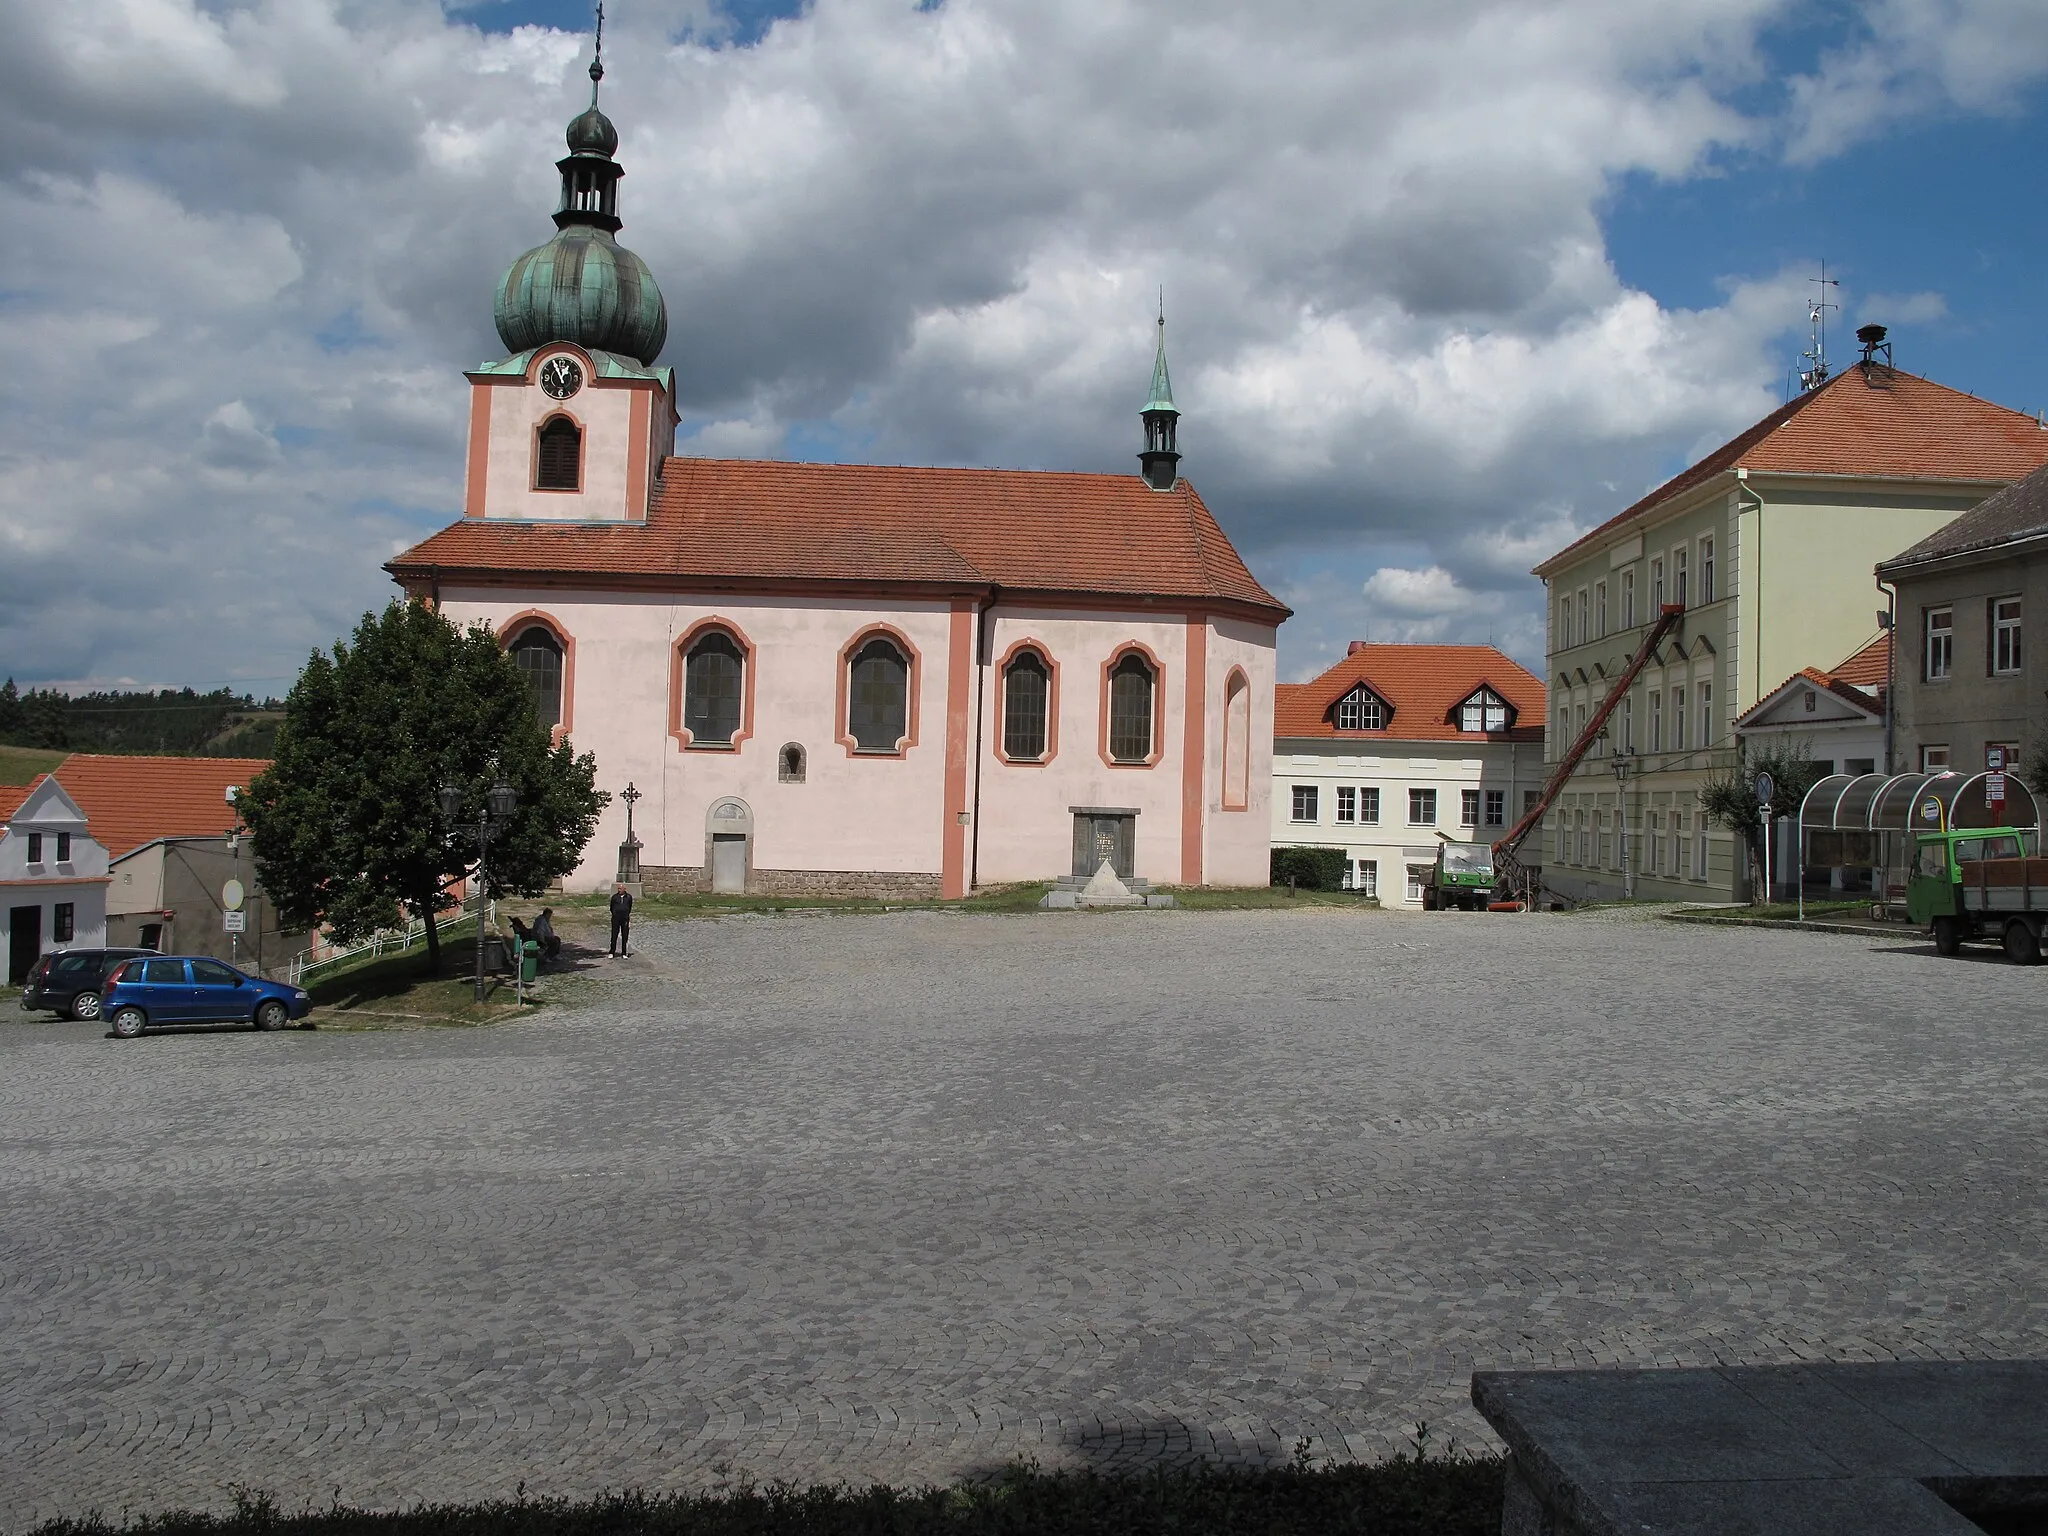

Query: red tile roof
[1276,644,1546,743]
[1738,665,1883,729]
[53,755,270,858]
[1537,366,2048,575]
[389,459,1288,620]
[0,781,36,822]
[1832,632,1892,690]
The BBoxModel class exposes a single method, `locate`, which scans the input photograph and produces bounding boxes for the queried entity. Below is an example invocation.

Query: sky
[2,0,2046,694]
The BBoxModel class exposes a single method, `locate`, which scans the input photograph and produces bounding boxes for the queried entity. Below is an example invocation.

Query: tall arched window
[848,636,910,752]
[1221,670,1250,810]
[536,416,581,491]
[1002,649,1050,761]
[509,624,565,728]
[683,630,745,747]
[1108,651,1156,763]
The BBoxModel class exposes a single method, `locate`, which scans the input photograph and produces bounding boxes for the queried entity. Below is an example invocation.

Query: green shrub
[28,1454,1506,1536]
[1271,846,1350,890]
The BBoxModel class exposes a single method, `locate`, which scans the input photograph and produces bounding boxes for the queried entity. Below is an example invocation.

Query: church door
[1071,814,1134,880]
[711,835,747,894]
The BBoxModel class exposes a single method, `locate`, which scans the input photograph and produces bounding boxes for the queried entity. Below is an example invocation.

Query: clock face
[539,356,584,400]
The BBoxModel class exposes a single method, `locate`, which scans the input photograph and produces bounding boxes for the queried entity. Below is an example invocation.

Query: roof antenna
[1798,260,1839,392]
[589,1,605,106]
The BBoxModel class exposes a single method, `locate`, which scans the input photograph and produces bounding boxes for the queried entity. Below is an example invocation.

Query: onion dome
[491,30,667,367]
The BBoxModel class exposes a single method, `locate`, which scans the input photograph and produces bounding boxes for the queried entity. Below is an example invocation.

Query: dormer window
[1458,687,1513,733]
[26,832,43,864]
[1333,685,1387,732]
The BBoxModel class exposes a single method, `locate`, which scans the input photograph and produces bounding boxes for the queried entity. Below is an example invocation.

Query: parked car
[18,948,161,1022]
[101,955,313,1037]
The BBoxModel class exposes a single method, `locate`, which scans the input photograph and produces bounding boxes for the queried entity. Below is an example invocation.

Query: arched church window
[509,625,565,728]
[848,637,910,753]
[1108,651,1156,763]
[1221,670,1250,809]
[683,630,745,747]
[1002,649,1050,761]
[536,416,581,491]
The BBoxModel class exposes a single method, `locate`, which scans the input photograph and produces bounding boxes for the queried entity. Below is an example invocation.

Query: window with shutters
[535,415,582,491]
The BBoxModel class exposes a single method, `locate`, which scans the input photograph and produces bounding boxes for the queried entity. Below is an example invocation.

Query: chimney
[1347,641,1367,656]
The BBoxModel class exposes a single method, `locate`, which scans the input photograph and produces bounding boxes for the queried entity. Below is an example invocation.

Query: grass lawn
[25,1452,1505,1535]
[535,883,1379,922]
[304,917,538,1026]
[0,743,69,785]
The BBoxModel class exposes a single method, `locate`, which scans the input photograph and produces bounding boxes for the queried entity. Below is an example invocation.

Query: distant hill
[0,681,284,759]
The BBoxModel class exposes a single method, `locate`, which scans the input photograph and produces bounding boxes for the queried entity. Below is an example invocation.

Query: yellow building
[1530,352,2048,902]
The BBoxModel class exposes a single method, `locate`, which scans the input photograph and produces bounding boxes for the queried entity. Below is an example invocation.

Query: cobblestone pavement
[5,908,2046,1524]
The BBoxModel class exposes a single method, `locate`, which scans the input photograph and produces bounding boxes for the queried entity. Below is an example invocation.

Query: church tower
[1138,307,1180,492]
[462,14,677,524]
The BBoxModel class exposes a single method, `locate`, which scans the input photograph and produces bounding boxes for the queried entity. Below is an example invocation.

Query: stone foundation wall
[640,865,943,901]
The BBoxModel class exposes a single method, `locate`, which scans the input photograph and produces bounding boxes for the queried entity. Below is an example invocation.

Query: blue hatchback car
[102,955,313,1038]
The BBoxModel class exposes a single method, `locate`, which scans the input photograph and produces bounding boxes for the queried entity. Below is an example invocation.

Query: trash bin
[519,940,539,985]
[480,935,511,975]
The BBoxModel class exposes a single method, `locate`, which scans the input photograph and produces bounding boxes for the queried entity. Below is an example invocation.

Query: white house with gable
[2,776,110,984]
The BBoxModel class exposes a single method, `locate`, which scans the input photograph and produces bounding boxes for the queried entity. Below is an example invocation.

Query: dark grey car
[18,949,159,1022]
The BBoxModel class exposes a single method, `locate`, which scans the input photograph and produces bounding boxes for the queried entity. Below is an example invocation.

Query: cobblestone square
[3,908,2044,1526]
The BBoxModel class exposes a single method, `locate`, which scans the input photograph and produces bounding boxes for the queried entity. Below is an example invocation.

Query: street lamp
[1612,746,1637,900]
[441,775,519,1002]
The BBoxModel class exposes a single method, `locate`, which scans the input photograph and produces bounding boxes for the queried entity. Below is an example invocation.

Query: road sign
[1754,771,1775,806]
[1920,797,1943,824]
[223,910,247,934]
[1988,772,2008,806]
[222,879,246,912]
[1988,745,2008,772]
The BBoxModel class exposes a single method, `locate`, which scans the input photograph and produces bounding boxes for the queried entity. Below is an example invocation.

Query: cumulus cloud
[0,0,2043,688]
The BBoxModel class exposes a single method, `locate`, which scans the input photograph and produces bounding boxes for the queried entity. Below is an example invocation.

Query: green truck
[1906,825,2047,963]
[1421,841,1497,911]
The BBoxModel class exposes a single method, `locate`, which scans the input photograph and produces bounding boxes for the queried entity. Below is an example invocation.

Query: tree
[242,600,609,973]
[1697,737,1824,902]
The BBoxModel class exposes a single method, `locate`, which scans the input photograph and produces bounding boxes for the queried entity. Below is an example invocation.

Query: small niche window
[684,630,745,747]
[1334,685,1386,732]
[778,743,806,783]
[1107,651,1156,763]
[509,624,565,729]
[536,416,582,491]
[1457,687,1511,733]
[848,637,911,752]
[1002,649,1050,761]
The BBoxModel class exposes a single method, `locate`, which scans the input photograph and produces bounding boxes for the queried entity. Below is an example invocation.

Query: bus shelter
[1797,771,2041,920]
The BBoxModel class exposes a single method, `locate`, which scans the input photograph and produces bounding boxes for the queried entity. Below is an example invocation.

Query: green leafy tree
[242,600,608,972]
[1697,737,1824,902]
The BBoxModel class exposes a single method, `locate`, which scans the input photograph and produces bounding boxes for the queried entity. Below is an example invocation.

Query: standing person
[609,883,633,957]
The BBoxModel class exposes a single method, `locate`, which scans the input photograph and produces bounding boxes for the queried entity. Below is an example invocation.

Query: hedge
[29,1455,1505,1536]
[1271,846,1350,890]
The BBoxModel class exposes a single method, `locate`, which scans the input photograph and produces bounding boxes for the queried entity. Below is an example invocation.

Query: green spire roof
[1144,312,1175,414]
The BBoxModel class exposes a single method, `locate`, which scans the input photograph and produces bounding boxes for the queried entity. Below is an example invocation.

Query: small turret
[1138,304,1180,491]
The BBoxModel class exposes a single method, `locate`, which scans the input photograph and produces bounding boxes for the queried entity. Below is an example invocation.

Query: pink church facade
[388,57,1286,899]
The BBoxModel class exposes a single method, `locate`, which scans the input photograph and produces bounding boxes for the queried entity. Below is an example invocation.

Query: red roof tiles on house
[389,459,1289,620]
[0,782,36,822]
[1276,644,1546,743]
[1537,367,2048,576]
[1832,632,1892,691]
[53,755,270,858]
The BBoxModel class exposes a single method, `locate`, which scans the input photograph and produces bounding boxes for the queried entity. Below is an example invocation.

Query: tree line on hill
[0,680,284,757]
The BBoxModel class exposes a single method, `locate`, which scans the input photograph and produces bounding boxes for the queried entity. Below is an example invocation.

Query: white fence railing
[285,895,493,987]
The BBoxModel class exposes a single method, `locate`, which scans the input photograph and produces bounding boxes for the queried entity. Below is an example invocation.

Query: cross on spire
[589,1,606,104]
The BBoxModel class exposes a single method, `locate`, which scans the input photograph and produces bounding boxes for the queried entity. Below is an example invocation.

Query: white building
[1272,645,1547,903]
[1733,633,1890,780]
[2,776,110,984]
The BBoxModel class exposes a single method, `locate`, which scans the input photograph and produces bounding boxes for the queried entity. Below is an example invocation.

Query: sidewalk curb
[1662,911,1925,942]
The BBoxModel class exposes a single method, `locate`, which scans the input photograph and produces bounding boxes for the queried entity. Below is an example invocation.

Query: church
[387,48,1287,899]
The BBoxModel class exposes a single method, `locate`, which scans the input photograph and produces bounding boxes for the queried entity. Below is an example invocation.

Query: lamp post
[440,776,519,1002]
[1612,747,1636,900]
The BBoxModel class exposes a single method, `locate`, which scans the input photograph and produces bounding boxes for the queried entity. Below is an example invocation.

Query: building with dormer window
[1271,645,1545,903]
[387,39,1287,897]
[2,776,109,983]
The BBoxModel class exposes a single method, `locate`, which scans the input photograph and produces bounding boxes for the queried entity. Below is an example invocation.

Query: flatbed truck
[1907,826,2048,964]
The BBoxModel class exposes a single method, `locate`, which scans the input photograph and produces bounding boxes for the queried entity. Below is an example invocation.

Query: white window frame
[1649,690,1663,753]
[1335,785,1357,824]
[1695,818,1709,880]
[1993,596,2022,676]
[1485,788,1505,827]
[1650,556,1665,610]
[1359,786,1381,825]
[1622,568,1636,628]
[1921,744,1950,770]
[1699,536,1715,603]
[1406,865,1425,903]
[1698,681,1713,747]
[1356,859,1378,899]
[1672,683,1687,752]
[1408,787,1437,825]
[1460,788,1480,827]
[1290,784,1319,823]
[1673,546,1689,608]
[1596,580,1608,637]
[1926,607,1953,681]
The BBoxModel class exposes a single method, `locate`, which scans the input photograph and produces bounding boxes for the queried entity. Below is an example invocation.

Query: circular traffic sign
[221,879,246,912]
[1753,771,1775,805]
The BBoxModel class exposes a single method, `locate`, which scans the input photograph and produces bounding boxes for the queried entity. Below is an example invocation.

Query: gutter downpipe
[968,584,999,893]
[1878,573,1897,775]
[1735,468,1766,903]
